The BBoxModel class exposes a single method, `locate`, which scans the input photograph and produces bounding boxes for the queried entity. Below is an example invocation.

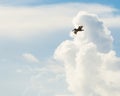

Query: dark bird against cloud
[72,26,84,34]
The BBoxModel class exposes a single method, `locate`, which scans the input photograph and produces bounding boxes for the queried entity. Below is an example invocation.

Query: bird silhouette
[73,26,84,34]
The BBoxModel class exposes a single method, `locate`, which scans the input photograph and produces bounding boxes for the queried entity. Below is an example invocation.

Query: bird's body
[73,26,84,34]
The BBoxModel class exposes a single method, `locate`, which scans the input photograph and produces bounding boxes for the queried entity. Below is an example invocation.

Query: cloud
[19,58,67,96]
[22,53,39,63]
[54,11,120,96]
[0,5,71,39]
[102,16,120,28]
[2,3,120,96]
[56,94,73,96]
[0,3,119,40]
[72,11,113,53]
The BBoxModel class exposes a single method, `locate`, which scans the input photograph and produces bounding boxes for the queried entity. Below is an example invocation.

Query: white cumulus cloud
[54,11,120,96]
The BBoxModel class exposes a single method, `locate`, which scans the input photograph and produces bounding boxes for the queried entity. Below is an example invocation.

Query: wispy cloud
[20,59,67,96]
[0,3,119,40]
[22,53,39,63]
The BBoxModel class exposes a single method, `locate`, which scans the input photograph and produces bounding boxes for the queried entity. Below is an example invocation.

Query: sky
[0,0,120,96]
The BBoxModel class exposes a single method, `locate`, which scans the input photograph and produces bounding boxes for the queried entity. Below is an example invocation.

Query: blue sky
[0,0,120,96]
[0,0,120,9]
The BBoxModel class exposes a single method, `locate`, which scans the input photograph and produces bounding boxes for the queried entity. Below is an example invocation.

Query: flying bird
[72,26,84,34]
